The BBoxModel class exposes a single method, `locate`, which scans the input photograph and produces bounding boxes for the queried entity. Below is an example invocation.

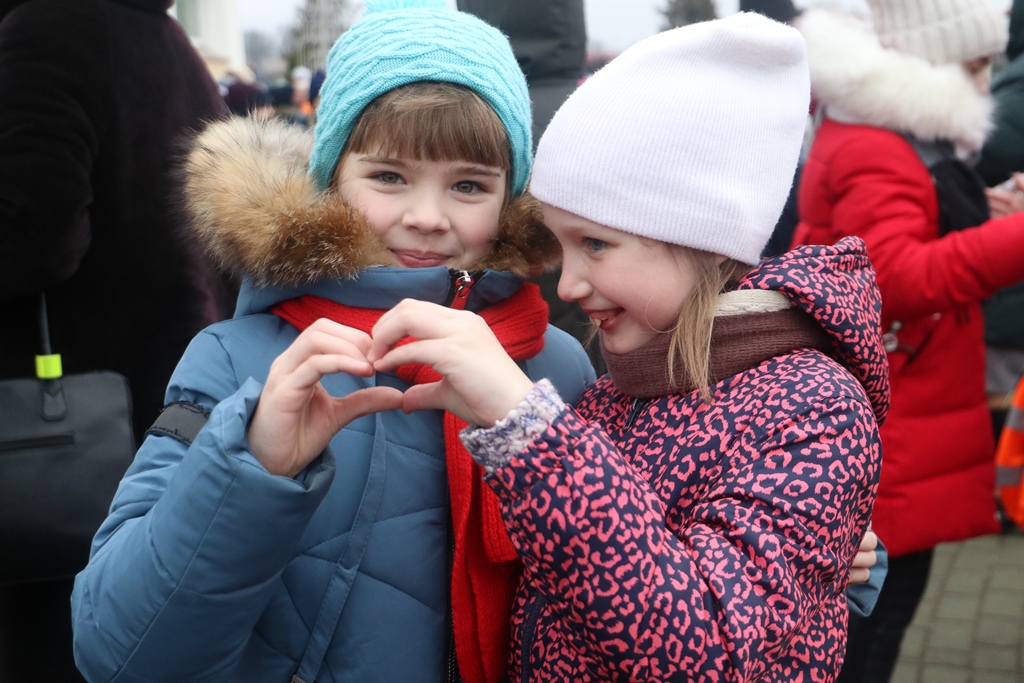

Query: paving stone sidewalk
[891,528,1024,683]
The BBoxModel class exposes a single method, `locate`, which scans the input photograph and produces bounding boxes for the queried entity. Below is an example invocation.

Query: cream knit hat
[867,0,1008,65]
[530,12,809,265]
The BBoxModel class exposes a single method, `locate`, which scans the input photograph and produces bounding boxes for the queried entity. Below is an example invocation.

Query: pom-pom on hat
[530,12,810,265]
[308,0,532,196]
[866,0,1008,66]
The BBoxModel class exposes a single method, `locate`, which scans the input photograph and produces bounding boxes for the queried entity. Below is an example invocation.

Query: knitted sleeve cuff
[460,379,565,474]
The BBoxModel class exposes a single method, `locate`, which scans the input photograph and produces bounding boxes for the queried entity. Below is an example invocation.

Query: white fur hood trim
[796,8,994,151]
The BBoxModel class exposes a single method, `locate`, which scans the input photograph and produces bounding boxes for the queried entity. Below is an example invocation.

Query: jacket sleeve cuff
[847,537,889,617]
[460,379,565,473]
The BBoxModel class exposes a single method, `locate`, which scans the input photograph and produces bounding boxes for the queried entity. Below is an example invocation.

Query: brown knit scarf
[604,307,832,398]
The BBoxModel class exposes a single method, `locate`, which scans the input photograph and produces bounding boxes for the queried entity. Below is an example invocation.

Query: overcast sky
[238,0,1010,54]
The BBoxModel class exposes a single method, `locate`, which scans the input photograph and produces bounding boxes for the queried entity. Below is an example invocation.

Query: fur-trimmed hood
[796,8,994,152]
[182,116,559,287]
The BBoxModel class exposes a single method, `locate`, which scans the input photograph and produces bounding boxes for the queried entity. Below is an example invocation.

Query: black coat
[977,0,1024,187]
[0,0,234,444]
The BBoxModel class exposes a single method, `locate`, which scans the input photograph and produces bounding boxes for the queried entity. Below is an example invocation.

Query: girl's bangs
[345,83,510,170]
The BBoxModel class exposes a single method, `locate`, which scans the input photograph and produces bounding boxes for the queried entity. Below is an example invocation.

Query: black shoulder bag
[0,293,136,584]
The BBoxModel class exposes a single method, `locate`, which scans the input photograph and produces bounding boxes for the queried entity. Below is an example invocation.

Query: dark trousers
[0,578,87,681]
[838,548,935,683]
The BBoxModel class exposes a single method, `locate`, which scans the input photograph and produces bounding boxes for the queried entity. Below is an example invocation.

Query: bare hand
[367,299,535,427]
[986,174,1024,218]
[249,318,404,478]
[848,527,878,585]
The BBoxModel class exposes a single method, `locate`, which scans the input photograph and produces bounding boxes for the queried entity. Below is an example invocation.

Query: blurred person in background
[976,0,1024,437]
[223,64,274,118]
[977,0,1024,189]
[740,0,806,260]
[309,68,326,110]
[792,0,1024,680]
[0,0,233,678]
[283,64,315,127]
[225,79,274,118]
[459,0,606,373]
[740,0,798,22]
[266,65,317,127]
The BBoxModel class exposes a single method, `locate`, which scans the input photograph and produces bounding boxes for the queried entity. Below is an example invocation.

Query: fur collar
[797,8,994,152]
[182,116,559,287]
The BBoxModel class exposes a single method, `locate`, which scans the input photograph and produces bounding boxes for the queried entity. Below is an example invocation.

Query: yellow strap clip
[35,354,63,379]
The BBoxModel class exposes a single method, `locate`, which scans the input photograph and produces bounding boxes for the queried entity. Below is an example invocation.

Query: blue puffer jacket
[70,118,596,683]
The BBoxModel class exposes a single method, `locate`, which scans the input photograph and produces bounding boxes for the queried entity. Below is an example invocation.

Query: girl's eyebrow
[562,222,609,238]
[453,165,503,178]
[357,155,408,167]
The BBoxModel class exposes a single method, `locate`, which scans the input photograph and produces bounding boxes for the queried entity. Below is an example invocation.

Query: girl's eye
[374,171,403,185]
[453,180,482,194]
[584,237,608,252]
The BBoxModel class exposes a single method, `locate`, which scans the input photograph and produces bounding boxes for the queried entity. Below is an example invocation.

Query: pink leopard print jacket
[467,239,889,682]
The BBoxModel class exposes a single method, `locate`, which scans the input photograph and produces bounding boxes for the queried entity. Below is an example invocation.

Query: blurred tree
[288,0,360,71]
[244,31,276,67]
[661,0,717,28]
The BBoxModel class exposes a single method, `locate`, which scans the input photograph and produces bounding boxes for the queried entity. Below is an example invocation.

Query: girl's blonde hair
[342,82,511,186]
[667,248,752,400]
[586,245,751,398]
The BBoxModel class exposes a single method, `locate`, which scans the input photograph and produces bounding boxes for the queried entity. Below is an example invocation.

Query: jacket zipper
[519,591,546,683]
[444,501,458,683]
[443,270,475,310]
[624,397,647,429]
[442,271,473,683]
[445,622,457,683]
[440,269,477,683]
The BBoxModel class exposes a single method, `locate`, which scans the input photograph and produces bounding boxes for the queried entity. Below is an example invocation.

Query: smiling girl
[69,3,594,683]
[369,13,888,682]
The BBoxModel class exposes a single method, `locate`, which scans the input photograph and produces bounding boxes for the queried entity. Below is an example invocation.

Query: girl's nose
[402,191,450,233]
[557,260,590,302]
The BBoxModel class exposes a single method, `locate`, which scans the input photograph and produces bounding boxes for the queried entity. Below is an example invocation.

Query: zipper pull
[449,270,474,310]
[625,397,646,429]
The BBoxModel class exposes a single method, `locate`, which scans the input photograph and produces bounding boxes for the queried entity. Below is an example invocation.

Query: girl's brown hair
[342,82,511,176]
[666,248,752,400]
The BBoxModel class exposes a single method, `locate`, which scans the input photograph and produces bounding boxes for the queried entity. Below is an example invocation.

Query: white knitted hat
[530,12,809,265]
[867,0,1008,65]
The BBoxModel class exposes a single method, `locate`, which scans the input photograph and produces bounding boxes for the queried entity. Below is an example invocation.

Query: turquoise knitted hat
[308,0,532,196]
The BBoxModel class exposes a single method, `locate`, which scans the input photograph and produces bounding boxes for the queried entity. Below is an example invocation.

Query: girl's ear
[715,253,729,265]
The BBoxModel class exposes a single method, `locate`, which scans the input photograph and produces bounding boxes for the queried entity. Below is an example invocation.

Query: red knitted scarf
[272,284,548,683]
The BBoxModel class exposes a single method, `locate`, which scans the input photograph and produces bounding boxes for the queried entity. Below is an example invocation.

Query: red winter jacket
[791,7,1024,557]
[792,119,1023,556]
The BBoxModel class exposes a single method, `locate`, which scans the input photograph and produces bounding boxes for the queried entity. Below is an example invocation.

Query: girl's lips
[392,250,450,268]
[584,308,621,330]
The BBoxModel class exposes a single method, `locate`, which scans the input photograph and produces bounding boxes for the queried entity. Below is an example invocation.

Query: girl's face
[965,56,993,95]
[543,203,700,355]
[335,151,506,269]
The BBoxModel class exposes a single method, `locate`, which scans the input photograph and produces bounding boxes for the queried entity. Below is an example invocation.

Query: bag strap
[145,401,211,447]
[35,293,63,381]
[33,293,68,421]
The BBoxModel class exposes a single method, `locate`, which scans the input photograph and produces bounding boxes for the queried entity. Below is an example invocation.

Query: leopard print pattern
[486,239,887,682]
